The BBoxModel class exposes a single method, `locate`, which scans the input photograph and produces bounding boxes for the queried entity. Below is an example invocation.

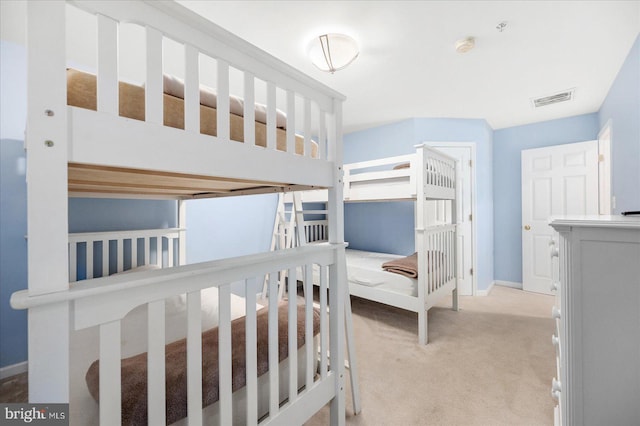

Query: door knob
[524,225,531,230]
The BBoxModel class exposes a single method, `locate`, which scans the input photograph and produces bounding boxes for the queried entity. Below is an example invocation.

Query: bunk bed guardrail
[342,145,456,202]
[68,228,185,282]
[12,242,345,425]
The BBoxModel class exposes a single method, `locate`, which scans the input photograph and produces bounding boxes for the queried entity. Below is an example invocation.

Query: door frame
[423,141,478,296]
[598,120,613,214]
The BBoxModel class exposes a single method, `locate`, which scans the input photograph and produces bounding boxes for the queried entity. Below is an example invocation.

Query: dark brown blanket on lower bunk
[382,252,419,278]
[85,302,320,425]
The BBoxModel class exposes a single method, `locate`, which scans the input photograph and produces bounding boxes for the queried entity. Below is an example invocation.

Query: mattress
[345,249,417,297]
[69,282,259,425]
[84,301,319,425]
[66,69,316,157]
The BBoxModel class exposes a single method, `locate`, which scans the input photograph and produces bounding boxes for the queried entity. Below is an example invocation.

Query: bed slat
[184,45,200,133]
[319,266,328,379]
[304,264,314,389]
[218,284,232,425]
[245,278,258,425]
[318,111,327,161]
[286,90,296,154]
[144,237,151,266]
[217,60,230,141]
[288,267,298,403]
[304,98,312,158]
[96,14,118,115]
[99,321,122,426]
[69,243,77,283]
[87,242,94,279]
[146,26,163,125]
[117,239,124,273]
[243,72,256,146]
[147,300,166,425]
[167,236,174,267]
[268,273,280,417]
[266,82,277,150]
[186,290,203,426]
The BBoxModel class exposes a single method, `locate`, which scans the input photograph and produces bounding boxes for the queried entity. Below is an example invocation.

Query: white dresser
[549,216,640,426]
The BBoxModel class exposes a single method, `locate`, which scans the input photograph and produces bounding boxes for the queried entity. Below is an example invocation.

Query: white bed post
[415,145,429,345]
[25,0,70,402]
[178,200,187,266]
[327,100,346,425]
[451,158,460,312]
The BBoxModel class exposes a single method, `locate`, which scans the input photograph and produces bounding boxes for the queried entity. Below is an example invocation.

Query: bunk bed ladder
[262,193,294,300]
[291,192,362,416]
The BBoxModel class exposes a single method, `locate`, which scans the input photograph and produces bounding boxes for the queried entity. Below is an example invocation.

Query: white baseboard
[0,361,28,380]
[476,280,495,296]
[495,280,523,290]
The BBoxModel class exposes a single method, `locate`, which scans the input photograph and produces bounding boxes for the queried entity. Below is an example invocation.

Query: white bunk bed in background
[10,1,349,425]
[288,144,459,345]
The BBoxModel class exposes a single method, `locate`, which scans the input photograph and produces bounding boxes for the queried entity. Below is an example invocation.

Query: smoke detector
[531,88,576,108]
[455,37,475,53]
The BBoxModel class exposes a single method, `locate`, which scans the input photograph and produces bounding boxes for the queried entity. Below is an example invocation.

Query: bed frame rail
[68,228,184,282]
[12,243,346,426]
[61,0,344,193]
[342,145,456,202]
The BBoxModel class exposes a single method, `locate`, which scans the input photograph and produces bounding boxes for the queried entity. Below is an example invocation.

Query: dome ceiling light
[308,33,359,73]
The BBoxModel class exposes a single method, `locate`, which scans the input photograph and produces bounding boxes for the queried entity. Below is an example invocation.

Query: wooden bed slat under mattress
[68,163,305,198]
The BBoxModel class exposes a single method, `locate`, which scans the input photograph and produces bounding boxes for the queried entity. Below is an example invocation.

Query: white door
[425,143,475,296]
[521,140,598,294]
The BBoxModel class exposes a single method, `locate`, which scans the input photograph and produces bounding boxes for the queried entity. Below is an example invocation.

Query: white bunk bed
[290,144,459,345]
[10,1,348,425]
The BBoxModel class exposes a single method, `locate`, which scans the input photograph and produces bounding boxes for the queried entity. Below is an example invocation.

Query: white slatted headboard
[68,228,184,282]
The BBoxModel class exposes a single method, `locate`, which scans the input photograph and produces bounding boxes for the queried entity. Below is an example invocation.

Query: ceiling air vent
[531,88,575,108]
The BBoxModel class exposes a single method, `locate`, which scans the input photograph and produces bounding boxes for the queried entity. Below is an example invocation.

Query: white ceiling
[178,0,640,133]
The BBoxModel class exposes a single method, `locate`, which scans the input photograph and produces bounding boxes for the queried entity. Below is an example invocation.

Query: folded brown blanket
[392,162,410,170]
[85,302,319,425]
[382,252,418,278]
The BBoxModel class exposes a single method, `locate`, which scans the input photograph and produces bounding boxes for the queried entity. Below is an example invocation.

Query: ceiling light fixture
[307,33,359,73]
[455,37,475,54]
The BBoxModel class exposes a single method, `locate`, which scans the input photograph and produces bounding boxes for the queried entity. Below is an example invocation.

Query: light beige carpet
[306,285,556,426]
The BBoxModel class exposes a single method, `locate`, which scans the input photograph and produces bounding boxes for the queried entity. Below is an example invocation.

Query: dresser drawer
[550,217,640,426]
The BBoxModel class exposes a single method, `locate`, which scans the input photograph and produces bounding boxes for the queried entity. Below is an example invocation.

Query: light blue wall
[68,199,176,233]
[185,195,277,264]
[1,41,26,140]
[1,40,28,369]
[344,117,495,292]
[0,139,28,368]
[493,113,600,284]
[598,34,640,214]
